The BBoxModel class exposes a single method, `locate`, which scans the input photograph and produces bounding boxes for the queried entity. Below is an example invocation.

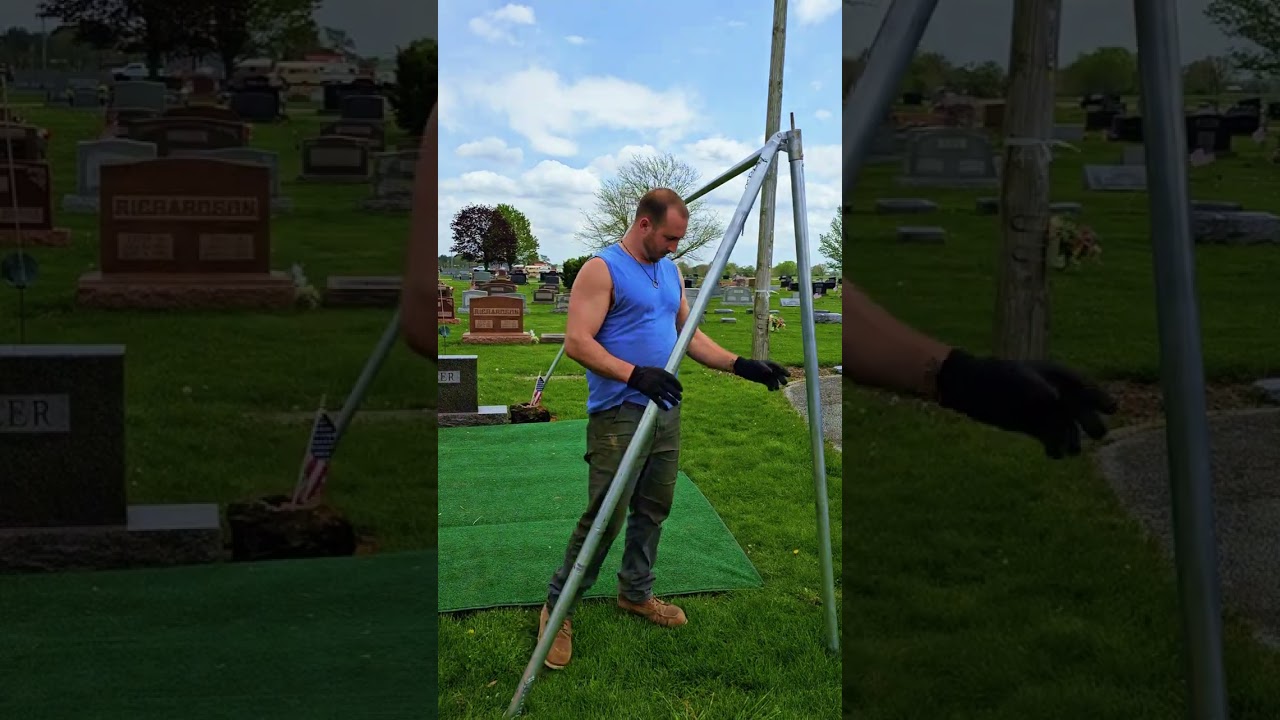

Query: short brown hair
[635,188,689,229]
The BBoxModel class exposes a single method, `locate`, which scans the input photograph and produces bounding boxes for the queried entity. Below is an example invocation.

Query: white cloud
[811,80,822,91]
[815,109,832,120]
[455,67,703,157]
[468,4,536,44]
[795,0,840,25]
[727,19,747,28]
[440,136,842,266]
[564,35,586,44]
[455,136,524,164]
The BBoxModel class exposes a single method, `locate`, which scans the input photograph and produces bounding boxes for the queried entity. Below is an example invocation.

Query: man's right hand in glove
[627,366,683,411]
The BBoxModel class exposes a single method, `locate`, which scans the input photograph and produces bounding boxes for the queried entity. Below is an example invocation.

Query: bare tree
[575,152,725,261]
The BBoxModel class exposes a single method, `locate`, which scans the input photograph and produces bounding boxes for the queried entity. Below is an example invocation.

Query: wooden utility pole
[752,0,787,361]
[993,0,1061,361]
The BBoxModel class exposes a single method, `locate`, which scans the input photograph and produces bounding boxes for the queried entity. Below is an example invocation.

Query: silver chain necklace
[622,242,659,288]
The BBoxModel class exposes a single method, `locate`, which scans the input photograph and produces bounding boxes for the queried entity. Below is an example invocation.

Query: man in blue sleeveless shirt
[538,188,790,670]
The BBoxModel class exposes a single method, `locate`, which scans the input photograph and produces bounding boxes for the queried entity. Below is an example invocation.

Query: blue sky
[438,1,841,268]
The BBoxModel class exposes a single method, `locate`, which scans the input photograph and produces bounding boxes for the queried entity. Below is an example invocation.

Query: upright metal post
[842,0,940,192]
[786,129,838,652]
[1132,1,1229,717]
[505,133,791,718]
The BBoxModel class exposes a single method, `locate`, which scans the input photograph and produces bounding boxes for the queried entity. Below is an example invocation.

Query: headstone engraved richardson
[462,295,535,344]
[76,158,295,309]
[63,139,159,213]
[299,136,371,183]
[0,162,72,248]
[897,129,998,187]
[359,150,418,212]
[321,276,401,308]
[320,120,385,151]
[0,345,222,572]
[438,355,509,427]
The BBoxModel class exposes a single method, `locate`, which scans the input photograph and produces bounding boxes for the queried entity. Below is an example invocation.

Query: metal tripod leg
[1131,1,1228,717]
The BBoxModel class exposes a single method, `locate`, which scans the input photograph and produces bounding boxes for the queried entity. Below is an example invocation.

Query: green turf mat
[0,550,434,720]
[438,419,762,612]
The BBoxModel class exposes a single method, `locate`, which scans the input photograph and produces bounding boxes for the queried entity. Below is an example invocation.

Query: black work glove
[627,366,683,410]
[936,348,1117,459]
[732,357,790,391]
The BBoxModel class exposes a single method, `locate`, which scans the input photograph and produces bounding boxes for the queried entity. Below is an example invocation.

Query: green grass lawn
[436,282,843,718]
[0,97,433,549]
[843,104,1280,718]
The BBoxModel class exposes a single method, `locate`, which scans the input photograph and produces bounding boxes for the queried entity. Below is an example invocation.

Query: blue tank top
[585,243,682,414]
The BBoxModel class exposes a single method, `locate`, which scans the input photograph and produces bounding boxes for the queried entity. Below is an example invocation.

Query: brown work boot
[537,604,573,670]
[617,595,688,627]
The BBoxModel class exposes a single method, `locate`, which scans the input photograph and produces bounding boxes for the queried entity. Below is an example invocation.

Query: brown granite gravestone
[106,108,160,137]
[0,345,222,572]
[126,117,247,156]
[76,158,295,309]
[321,275,401,308]
[163,105,242,123]
[299,136,371,183]
[319,120,385,151]
[477,280,516,295]
[0,162,72,247]
[438,284,458,324]
[0,123,43,162]
[462,295,534,344]
[532,285,556,303]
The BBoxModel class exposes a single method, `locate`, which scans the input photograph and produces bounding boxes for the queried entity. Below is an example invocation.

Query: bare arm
[676,270,737,372]
[842,279,952,399]
[564,258,636,382]
[400,106,438,358]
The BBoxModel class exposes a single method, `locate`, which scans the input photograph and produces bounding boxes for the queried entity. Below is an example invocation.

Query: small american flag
[294,412,338,504]
[530,375,547,406]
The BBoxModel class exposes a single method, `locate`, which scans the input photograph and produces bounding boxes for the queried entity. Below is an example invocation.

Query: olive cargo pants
[546,401,681,617]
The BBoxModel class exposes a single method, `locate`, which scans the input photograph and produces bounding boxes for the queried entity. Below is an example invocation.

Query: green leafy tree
[948,61,1007,99]
[561,255,592,290]
[902,51,952,95]
[1060,47,1138,96]
[390,37,436,137]
[818,213,842,276]
[772,260,798,277]
[576,152,725,261]
[185,0,320,82]
[39,0,192,77]
[1206,0,1280,78]
[450,204,517,270]
[495,203,540,265]
[1183,55,1233,96]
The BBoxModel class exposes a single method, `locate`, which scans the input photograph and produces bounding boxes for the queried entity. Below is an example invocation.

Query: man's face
[641,208,687,261]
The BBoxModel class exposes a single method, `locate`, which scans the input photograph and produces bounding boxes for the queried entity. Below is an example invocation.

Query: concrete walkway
[1094,408,1280,648]
[783,374,842,451]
